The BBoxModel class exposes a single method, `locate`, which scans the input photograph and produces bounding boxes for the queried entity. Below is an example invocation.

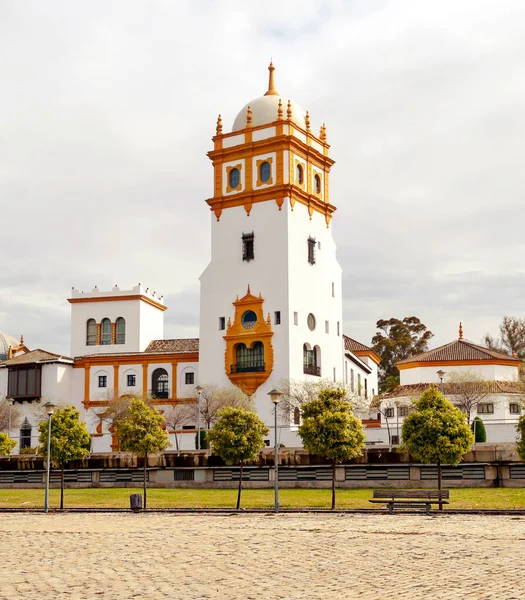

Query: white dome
[232,95,307,132]
[0,331,20,360]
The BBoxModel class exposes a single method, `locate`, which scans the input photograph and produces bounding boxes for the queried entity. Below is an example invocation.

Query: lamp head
[436,370,446,380]
[195,385,203,394]
[267,389,282,405]
[44,402,55,416]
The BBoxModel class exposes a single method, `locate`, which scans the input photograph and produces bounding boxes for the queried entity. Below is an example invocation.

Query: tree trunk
[331,460,336,510]
[174,433,179,451]
[143,453,148,510]
[236,463,243,510]
[60,465,65,510]
[437,459,443,511]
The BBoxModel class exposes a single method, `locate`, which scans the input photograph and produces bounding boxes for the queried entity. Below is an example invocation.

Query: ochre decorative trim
[226,163,243,193]
[84,365,90,403]
[68,295,167,312]
[142,364,148,396]
[255,157,274,188]
[223,288,274,396]
[353,350,382,366]
[113,364,119,396]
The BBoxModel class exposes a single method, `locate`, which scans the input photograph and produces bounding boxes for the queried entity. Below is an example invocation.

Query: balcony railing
[149,389,170,399]
[303,365,321,377]
[230,363,266,374]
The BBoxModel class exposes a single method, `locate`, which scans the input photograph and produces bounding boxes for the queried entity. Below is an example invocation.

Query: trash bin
[130,493,143,513]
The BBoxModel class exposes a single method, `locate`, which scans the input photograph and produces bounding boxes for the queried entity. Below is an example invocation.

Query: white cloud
[1,0,524,354]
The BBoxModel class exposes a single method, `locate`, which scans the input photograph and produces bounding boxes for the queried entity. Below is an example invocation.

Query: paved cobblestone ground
[0,513,524,599]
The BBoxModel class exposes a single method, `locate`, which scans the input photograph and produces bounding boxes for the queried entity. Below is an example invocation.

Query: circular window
[229,168,240,189]
[241,310,257,329]
[307,313,316,331]
[260,161,271,183]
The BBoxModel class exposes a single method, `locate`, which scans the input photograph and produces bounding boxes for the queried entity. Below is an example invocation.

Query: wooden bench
[369,490,450,514]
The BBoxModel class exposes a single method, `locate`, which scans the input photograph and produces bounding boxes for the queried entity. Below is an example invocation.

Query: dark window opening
[101,318,112,345]
[116,317,126,344]
[127,374,136,387]
[385,408,394,419]
[86,319,97,346]
[232,342,264,373]
[185,372,195,385]
[260,161,271,183]
[98,375,107,388]
[274,311,281,325]
[303,344,321,377]
[307,237,316,265]
[19,418,32,449]
[296,163,304,184]
[242,232,254,262]
[229,167,240,189]
[314,174,322,193]
[7,365,42,400]
[151,368,169,399]
[364,378,368,400]
[219,317,226,330]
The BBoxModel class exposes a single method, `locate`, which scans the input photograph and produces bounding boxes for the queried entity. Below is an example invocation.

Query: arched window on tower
[303,344,320,377]
[115,317,126,345]
[100,318,112,345]
[233,342,265,373]
[151,368,169,399]
[86,319,97,346]
[296,164,304,185]
[314,174,321,194]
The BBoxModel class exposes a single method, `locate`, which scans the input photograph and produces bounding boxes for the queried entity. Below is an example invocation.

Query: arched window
[19,418,32,449]
[303,344,320,376]
[259,161,271,183]
[314,174,321,194]
[100,318,112,345]
[86,319,97,346]
[296,164,304,184]
[234,342,264,373]
[116,317,125,344]
[229,167,240,189]
[293,407,301,425]
[152,368,169,398]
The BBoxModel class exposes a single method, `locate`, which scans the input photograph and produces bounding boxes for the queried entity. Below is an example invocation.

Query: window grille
[385,407,395,418]
[100,318,112,345]
[185,372,195,385]
[116,317,125,344]
[242,232,254,261]
[86,319,97,346]
[477,403,494,414]
[127,374,136,387]
[307,237,316,265]
[398,406,409,417]
[98,375,107,388]
[510,403,521,414]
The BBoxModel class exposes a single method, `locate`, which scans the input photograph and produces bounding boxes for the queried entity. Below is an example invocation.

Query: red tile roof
[343,335,372,353]
[397,339,520,366]
[0,349,73,366]
[382,381,524,400]
[145,338,199,353]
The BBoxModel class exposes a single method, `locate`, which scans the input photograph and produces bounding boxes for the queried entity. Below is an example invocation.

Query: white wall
[400,363,520,385]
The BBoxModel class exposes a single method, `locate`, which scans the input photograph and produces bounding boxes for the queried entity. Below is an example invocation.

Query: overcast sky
[1,0,524,356]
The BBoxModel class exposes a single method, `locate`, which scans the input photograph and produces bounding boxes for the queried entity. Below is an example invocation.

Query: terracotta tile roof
[343,335,373,353]
[382,381,525,400]
[0,349,73,366]
[397,339,520,365]
[77,338,200,360]
[144,338,199,353]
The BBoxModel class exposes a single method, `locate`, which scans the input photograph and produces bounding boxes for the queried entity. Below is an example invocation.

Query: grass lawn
[1,487,525,510]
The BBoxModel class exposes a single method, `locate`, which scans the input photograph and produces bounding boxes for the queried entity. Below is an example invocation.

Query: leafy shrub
[471,417,487,443]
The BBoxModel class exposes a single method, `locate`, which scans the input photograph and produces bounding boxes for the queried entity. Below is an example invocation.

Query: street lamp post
[7,399,13,438]
[267,389,282,514]
[43,402,55,513]
[195,385,203,451]
[437,370,446,395]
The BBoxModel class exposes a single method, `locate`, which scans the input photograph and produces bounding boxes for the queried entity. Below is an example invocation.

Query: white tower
[199,63,343,444]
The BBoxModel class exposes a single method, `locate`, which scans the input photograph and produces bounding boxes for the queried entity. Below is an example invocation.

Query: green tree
[470,417,487,443]
[38,406,91,509]
[208,407,268,509]
[114,398,169,509]
[298,388,365,509]
[401,387,474,507]
[0,432,16,456]
[484,316,525,359]
[516,415,525,460]
[371,317,434,392]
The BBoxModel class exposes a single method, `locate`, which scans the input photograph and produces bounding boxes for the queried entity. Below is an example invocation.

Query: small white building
[378,326,523,444]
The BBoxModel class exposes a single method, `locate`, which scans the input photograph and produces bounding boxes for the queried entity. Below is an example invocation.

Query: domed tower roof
[231,62,307,132]
[0,332,21,361]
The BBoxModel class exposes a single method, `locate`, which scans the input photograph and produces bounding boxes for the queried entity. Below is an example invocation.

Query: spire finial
[264,61,278,96]
[216,114,222,135]
[319,122,327,141]
[247,284,251,295]
[277,98,283,120]
[286,100,292,119]
[305,111,311,131]
[459,322,463,340]
[246,105,252,127]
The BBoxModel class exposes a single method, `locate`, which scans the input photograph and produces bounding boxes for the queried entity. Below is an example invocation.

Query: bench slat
[372,489,449,499]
